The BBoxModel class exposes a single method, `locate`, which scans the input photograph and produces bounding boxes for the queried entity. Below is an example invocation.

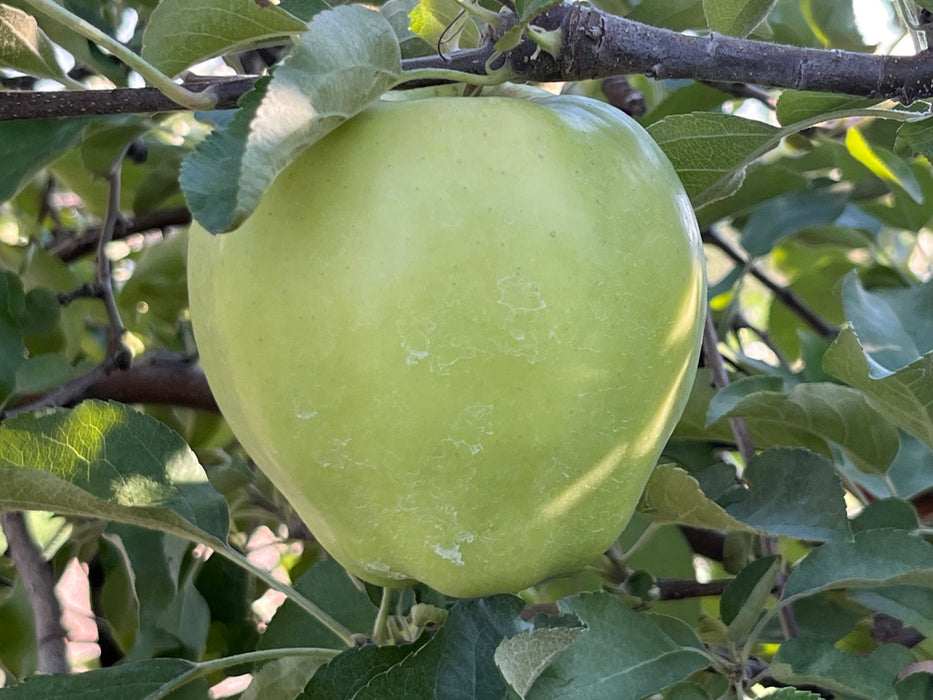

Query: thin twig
[702,312,756,464]
[703,229,838,339]
[97,149,132,371]
[0,512,68,674]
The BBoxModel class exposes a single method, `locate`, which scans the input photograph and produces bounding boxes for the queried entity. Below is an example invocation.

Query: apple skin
[187,94,705,598]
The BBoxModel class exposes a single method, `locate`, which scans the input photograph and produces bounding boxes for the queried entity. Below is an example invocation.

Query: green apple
[187,94,705,597]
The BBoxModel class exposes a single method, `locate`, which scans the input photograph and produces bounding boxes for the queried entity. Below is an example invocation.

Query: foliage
[1,0,933,698]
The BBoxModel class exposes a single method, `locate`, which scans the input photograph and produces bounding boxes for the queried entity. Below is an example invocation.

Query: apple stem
[372,587,394,645]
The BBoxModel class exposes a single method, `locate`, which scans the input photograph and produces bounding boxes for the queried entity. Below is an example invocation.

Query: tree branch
[0,512,69,675]
[3,4,933,121]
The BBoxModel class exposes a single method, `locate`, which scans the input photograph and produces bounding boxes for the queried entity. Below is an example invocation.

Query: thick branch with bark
[2,4,933,121]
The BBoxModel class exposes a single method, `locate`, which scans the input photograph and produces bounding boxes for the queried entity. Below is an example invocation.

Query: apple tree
[1,0,933,698]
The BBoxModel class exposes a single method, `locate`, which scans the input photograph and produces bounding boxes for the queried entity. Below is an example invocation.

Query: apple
[187,94,705,597]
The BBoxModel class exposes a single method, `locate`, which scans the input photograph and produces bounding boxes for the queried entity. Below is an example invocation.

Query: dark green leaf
[353,595,526,699]
[772,635,913,700]
[260,559,377,650]
[0,658,205,699]
[852,499,921,533]
[0,119,86,203]
[702,0,777,37]
[528,593,709,699]
[724,448,851,541]
[776,90,878,125]
[740,189,848,256]
[299,644,419,699]
[851,586,933,640]
[783,529,933,602]
[720,555,780,638]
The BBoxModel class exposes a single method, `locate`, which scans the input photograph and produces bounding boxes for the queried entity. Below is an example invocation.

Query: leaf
[724,448,851,541]
[825,328,933,450]
[897,112,933,164]
[647,113,780,205]
[527,593,709,699]
[180,5,402,234]
[514,0,562,22]
[0,3,72,85]
[495,627,586,698]
[259,559,377,650]
[0,118,87,203]
[352,596,527,699]
[850,586,933,640]
[720,556,780,640]
[639,463,757,533]
[627,0,707,31]
[708,382,901,474]
[299,644,420,699]
[823,274,933,449]
[0,271,26,406]
[0,400,230,545]
[846,127,924,204]
[772,636,913,700]
[776,90,877,126]
[408,0,480,52]
[702,0,776,37]
[140,0,307,78]
[0,658,206,699]
[739,189,849,256]
[782,529,933,603]
[695,162,809,228]
[241,656,326,700]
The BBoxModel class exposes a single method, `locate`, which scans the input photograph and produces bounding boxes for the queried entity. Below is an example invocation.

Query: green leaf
[846,127,924,204]
[408,0,480,52]
[724,448,851,541]
[647,113,780,205]
[0,3,73,85]
[0,271,26,405]
[824,274,933,448]
[825,327,933,450]
[0,658,206,699]
[352,595,526,699]
[0,119,87,203]
[783,529,933,603]
[495,627,586,698]
[300,644,420,699]
[702,0,776,37]
[897,112,933,164]
[852,499,921,533]
[180,5,402,234]
[639,463,757,533]
[627,0,706,31]
[528,593,709,699]
[514,0,561,22]
[851,586,933,640]
[708,382,901,474]
[140,0,308,78]
[260,559,377,650]
[772,636,913,700]
[0,400,230,544]
[720,555,780,640]
[241,656,327,700]
[776,90,877,126]
[695,162,809,228]
[739,189,849,256]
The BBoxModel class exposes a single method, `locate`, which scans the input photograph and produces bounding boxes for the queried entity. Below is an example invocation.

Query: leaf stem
[400,65,516,87]
[145,646,341,700]
[211,545,355,647]
[373,587,394,644]
[21,0,217,110]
